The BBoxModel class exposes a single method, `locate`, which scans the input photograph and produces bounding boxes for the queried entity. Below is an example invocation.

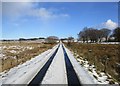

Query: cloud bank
[2,2,69,21]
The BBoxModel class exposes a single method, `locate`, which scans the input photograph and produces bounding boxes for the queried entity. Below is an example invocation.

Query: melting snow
[0,43,118,85]
[0,44,59,85]
[9,50,17,53]
[0,54,5,59]
[75,54,119,84]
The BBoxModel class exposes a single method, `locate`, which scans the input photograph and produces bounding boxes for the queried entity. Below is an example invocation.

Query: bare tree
[78,27,100,43]
[78,31,85,43]
[100,28,111,42]
[113,27,120,42]
[78,27,89,43]
[86,28,99,43]
[78,27,111,43]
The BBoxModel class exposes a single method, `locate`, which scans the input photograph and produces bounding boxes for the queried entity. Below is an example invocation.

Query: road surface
[1,43,96,85]
[28,43,89,85]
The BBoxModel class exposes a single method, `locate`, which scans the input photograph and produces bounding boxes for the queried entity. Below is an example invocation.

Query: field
[0,41,56,72]
[65,42,120,83]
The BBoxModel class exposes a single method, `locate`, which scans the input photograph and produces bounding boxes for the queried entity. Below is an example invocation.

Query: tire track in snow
[62,45,81,86]
[28,44,60,85]
[29,43,93,85]
[64,45,96,84]
[41,44,67,84]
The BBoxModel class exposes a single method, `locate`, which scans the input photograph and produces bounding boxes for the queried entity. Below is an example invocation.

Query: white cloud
[3,2,33,18]
[29,8,58,21]
[94,19,118,30]
[30,8,70,21]
[103,19,118,30]
[2,2,69,21]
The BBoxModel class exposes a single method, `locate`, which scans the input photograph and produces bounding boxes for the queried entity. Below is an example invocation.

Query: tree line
[78,27,120,43]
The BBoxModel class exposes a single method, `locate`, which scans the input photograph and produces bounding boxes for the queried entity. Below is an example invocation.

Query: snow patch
[0,44,59,85]
[0,54,5,59]
[74,53,119,84]
[9,50,17,53]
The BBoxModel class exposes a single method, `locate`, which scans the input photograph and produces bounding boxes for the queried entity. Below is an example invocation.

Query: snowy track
[62,45,81,85]
[41,44,67,84]
[29,44,60,84]
[1,44,59,84]
[1,43,97,85]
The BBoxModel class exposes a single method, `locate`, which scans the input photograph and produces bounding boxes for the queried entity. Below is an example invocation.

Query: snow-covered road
[41,44,67,84]
[1,43,97,85]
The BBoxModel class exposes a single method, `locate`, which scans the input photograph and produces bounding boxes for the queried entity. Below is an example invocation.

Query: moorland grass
[65,42,120,83]
[0,41,56,72]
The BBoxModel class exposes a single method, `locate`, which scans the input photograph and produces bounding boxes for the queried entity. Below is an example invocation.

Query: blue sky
[2,2,118,39]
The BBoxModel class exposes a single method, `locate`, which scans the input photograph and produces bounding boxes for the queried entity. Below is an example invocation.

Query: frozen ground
[0,44,58,85]
[1,43,118,85]
[0,45,34,59]
[73,52,119,85]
